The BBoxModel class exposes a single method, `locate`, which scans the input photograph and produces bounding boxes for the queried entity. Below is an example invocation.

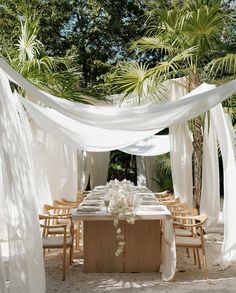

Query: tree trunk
[192,115,203,210]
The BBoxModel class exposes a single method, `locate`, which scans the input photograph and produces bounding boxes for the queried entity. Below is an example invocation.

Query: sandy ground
[45,233,236,293]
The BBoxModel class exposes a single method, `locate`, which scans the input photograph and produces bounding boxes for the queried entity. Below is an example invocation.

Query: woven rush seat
[175,236,201,247]
[175,228,192,237]
[42,236,73,248]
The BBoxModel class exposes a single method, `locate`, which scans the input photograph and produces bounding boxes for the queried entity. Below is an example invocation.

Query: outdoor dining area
[2,1,236,292]
[1,51,236,292]
[39,181,207,283]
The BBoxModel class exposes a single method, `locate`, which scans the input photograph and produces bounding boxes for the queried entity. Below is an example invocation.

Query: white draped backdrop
[1,57,236,292]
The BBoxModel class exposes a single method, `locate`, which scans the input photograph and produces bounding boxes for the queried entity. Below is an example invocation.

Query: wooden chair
[174,213,208,279]
[39,214,74,280]
[77,190,90,202]
[160,196,180,205]
[172,208,198,237]
[165,201,188,212]
[172,208,199,262]
[53,199,79,207]
[154,191,172,199]
[44,203,81,251]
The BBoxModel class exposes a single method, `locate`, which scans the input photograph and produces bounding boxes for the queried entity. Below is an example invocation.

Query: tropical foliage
[112,0,236,208]
[1,11,104,103]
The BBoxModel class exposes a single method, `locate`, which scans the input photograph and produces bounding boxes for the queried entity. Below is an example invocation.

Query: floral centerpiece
[104,179,139,256]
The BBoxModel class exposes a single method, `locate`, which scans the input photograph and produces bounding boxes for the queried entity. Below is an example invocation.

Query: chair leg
[197,249,201,269]
[193,248,197,265]
[62,246,66,281]
[201,247,208,279]
[76,221,80,251]
[70,244,73,265]
[186,248,190,258]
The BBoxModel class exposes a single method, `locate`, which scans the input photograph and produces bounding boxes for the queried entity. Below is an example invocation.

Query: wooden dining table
[72,187,176,280]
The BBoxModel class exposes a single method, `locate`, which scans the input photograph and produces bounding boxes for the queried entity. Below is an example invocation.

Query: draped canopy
[1,57,236,292]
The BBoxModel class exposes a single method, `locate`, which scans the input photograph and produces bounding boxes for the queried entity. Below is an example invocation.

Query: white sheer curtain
[225,113,236,156]
[77,150,91,191]
[1,57,236,132]
[120,135,170,156]
[167,78,193,206]
[89,152,110,189]
[170,124,193,206]
[31,123,78,205]
[200,113,220,227]
[20,96,157,151]
[0,69,45,293]
[136,156,148,187]
[211,104,236,265]
[136,156,158,191]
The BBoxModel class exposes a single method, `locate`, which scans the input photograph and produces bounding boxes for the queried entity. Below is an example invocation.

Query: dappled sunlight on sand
[45,238,236,293]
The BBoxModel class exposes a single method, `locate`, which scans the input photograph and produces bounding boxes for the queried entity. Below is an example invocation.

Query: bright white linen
[19,96,157,151]
[1,57,236,132]
[89,152,110,189]
[200,113,220,227]
[136,156,148,187]
[170,123,193,206]
[120,135,170,156]
[77,150,91,191]
[168,77,193,207]
[160,217,176,281]
[211,105,236,264]
[0,69,45,293]
[225,113,236,157]
[31,123,78,204]
[136,156,158,191]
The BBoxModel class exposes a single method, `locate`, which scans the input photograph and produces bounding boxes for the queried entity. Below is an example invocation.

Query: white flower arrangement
[105,179,139,256]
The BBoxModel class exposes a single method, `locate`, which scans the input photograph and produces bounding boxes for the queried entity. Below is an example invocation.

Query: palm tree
[112,0,236,209]
[3,13,104,104]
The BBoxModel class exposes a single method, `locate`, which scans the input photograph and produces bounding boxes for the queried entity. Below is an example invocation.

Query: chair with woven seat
[54,199,79,206]
[39,214,74,281]
[174,213,208,279]
[165,201,188,212]
[77,190,90,202]
[44,203,81,251]
[172,208,198,237]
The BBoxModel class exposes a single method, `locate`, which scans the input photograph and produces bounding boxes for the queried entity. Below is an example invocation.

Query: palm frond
[205,54,236,76]
[155,153,172,175]
[132,37,175,56]
[17,18,41,62]
[113,62,150,97]
[146,46,197,79]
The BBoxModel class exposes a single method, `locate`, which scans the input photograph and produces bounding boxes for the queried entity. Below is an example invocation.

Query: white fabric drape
[89,152,110,189]
[211,105,236,264]
[136,156,148,187]
[200,113,220,227]
[225,113,236,157]
[168,78,193,206]
[20,96,157,151]
[77,150,91,192]
[136,156,158,191]
[160,217,176,281]
[0,69,45,293]
[31,123,78,204]
[120,135,170,156]
[170,124,193,206]
[1,57,236,132]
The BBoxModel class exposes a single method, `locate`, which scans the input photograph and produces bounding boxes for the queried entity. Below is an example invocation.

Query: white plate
[139,205,164,211]
[140,201,160,205]
[76,206,100,212]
